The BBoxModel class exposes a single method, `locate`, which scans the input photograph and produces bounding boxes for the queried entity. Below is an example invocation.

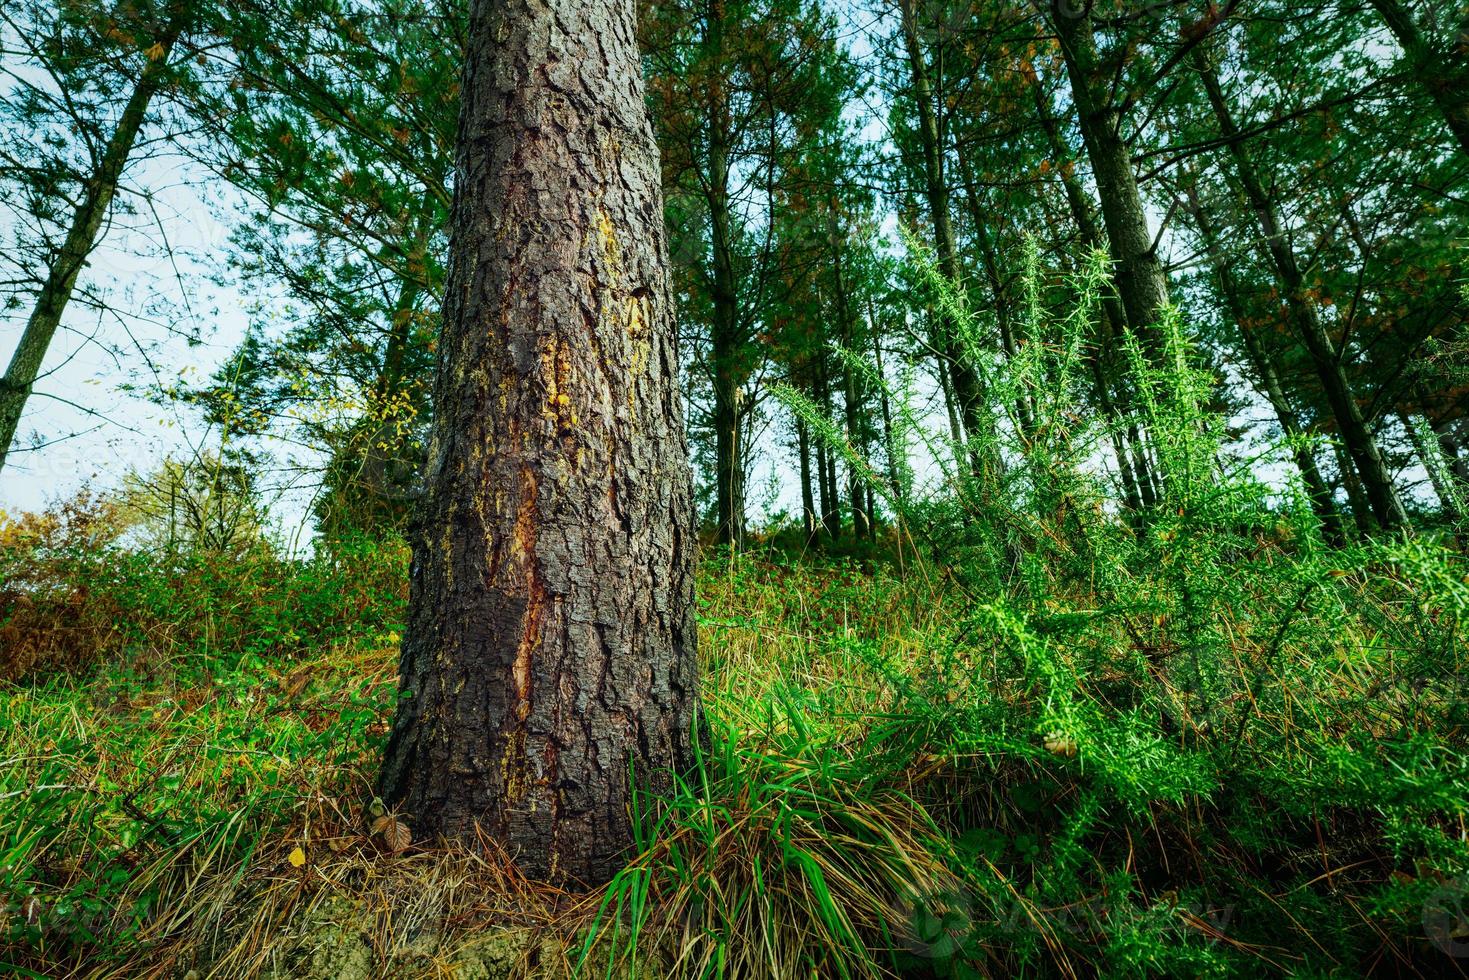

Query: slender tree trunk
[797,413,818,544]
[842,359,870,536]
[0,15,183,473]
[1197,53,1407,531]
[1050,0,1169,350]
[1368,0,1469,156]
[1130,424,1160,507]
[816,355,843,539]
[1182,181,1344,543]
[327,276,422,533]
[378,0,699,888]
[938,355,965,459]
[706,0,744,547]
[815,435,834,540]
[829,216,870,538]
[1434,417,1469,500]
[898,0,989,453]
[870,304,904,506]
[1031,69,1157,507]
[1402,411,1462,520]
[956,154,1036,437]
[1335,439,1377,535]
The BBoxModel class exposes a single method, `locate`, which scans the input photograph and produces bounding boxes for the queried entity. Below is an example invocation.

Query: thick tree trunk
[1368,0,1469,156]
[1197,53,1407,531]
[378,0,699,889]
[0,14,183,474]
[1182,182,1344,543]
[1051,0,1169,350]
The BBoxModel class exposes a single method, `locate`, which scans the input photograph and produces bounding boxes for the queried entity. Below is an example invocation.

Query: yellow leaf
[288,846,306,868]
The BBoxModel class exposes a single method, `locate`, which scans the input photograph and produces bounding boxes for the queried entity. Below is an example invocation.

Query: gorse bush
[714,244,1469,976]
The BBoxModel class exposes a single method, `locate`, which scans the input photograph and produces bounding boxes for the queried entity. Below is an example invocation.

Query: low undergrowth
[1,523,1466,978]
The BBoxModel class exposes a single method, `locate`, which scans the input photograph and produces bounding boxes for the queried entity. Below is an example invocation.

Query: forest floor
[2,528,1468,978]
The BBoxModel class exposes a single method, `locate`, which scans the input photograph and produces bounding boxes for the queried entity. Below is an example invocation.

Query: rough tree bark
[378,0,699,888]
[0,8,184,474]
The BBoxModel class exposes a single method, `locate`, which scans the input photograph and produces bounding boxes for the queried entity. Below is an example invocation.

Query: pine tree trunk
[816,355,843,539]
[1051,0,1169,350]
[0,13,183,473]
[706,0,744,547]
[1031,67,1155,507]
[829,216,870,538]
[1434,418,1469,501]
[898,0,989,453]
[1182,181,1344,543]
[1368,0,1469,156]
[956,154,1035,437]
[1197,53,1407,531]
[1335,439,1377,535]
[797,413,818,544]
[1402,411,1462,520]
[815,435,834,540]
[378,0,699,889]
[869,306,905,506]
[324,275,423,535]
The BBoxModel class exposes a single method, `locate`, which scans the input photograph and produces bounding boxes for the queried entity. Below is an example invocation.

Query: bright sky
[0,155,241,507]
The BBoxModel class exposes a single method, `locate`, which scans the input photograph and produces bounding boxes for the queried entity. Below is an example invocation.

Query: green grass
[2,534,1467,978]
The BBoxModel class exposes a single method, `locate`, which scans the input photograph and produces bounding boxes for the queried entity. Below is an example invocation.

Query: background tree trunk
[1182,180,1344,543]
[1197,52,1407,530]
[1368,0,1469,156]
[378,0,699,889]
[797,414,818,544]
[1032,79,1152,509]
[1051,0,1170,350]
[706,0,745,547]
[898,0,989,452]
[0,11,184,474]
